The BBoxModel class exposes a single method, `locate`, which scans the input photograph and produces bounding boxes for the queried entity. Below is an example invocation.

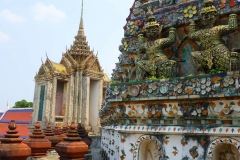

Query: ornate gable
[64,52,77,68]
[35,64,51,80]
[81,53,94,68]
[88,57,102,72]
[60,56,73,73]
[45,58,55,72]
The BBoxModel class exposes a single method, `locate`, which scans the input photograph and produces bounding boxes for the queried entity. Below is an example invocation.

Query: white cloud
[0,31,10,42]
[32,3,66,22]
[0,9,26,23]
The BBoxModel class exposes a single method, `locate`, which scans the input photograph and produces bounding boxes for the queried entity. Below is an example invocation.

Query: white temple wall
[32,80,47,123]
[102,127,240,160]
[89,79,100,134]
[32,82,40,123]
[62,82,67,116]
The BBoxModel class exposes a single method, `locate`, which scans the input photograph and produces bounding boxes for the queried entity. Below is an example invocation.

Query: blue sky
[0,0,133,111]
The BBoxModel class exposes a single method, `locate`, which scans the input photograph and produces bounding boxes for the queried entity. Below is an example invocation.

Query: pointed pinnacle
[80,0,84,30]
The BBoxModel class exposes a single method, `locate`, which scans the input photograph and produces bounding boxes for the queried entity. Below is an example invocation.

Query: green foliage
[147,76,158,80]
[210,68,225,74]
[13,99,33,108]
[188,74,193,77]
[160,74,171,79]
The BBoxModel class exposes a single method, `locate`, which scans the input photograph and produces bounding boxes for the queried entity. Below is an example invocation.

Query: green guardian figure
[189,0,238,73]
[136,7,177,80]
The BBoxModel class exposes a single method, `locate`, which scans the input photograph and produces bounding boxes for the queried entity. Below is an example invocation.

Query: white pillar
[32,82,40,123]
[50,76,57,124]
[82,76,90,126]
[78,70,83,123]
[44,80,52,124]
[64,80,69,125]
[67,73,74,124]
[73,71,79,122]
[97,79,103,133]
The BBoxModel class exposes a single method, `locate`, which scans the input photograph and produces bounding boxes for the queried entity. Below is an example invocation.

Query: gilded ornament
[183,5,197,18]
[185,87,193,95]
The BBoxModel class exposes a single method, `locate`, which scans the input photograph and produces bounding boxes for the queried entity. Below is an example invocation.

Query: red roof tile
[2,112,31,121]
[0,123,29,138]
[1,109,32,121]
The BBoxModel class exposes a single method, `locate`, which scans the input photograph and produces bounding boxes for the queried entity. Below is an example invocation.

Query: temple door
[55,92,63,116]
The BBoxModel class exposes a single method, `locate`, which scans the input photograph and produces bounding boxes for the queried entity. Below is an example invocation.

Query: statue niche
[138,140,159,160]
[213,143,239,160]
[189,0,238,74]
[135,7,177,80]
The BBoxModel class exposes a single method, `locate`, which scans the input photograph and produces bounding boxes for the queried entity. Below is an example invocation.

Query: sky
[0,0,134,111]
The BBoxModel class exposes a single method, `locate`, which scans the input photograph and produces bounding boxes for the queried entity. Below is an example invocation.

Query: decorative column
[50,76,57,124]
[82,76,90,126]
[44,80,53,124]
[64,79,70,125]
[0,120,31,160]
[67,73,75,124]
[23,122,51,158]
[97,79,103,134]
[74,70,79,122]
[33,83,41,123]
[55,122,88,160]
[78,70,83,123]
[29,82,39,131]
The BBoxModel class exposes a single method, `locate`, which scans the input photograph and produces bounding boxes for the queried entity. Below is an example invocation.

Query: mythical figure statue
[135,7,177,80]
[219,144,236,160]
[189,0,238,73]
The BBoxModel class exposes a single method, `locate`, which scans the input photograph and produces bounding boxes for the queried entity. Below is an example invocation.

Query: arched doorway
[213,143,239,160]
[133,135,162,160]
[139,140,159,160]
[206,138,240,160]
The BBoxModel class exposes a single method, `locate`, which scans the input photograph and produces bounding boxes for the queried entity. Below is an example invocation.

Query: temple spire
[70,0,91,56]
[78,0,84,35]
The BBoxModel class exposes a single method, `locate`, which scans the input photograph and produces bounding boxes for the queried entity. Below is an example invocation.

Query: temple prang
[100,0,240,160]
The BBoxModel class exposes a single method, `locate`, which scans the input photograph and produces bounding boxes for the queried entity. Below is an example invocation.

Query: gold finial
[46,52,48,59]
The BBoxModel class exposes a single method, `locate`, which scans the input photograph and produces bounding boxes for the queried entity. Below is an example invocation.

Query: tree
[13,99,33,108]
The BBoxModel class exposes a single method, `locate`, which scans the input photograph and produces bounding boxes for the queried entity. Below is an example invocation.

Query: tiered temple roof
[35,0,103,81]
